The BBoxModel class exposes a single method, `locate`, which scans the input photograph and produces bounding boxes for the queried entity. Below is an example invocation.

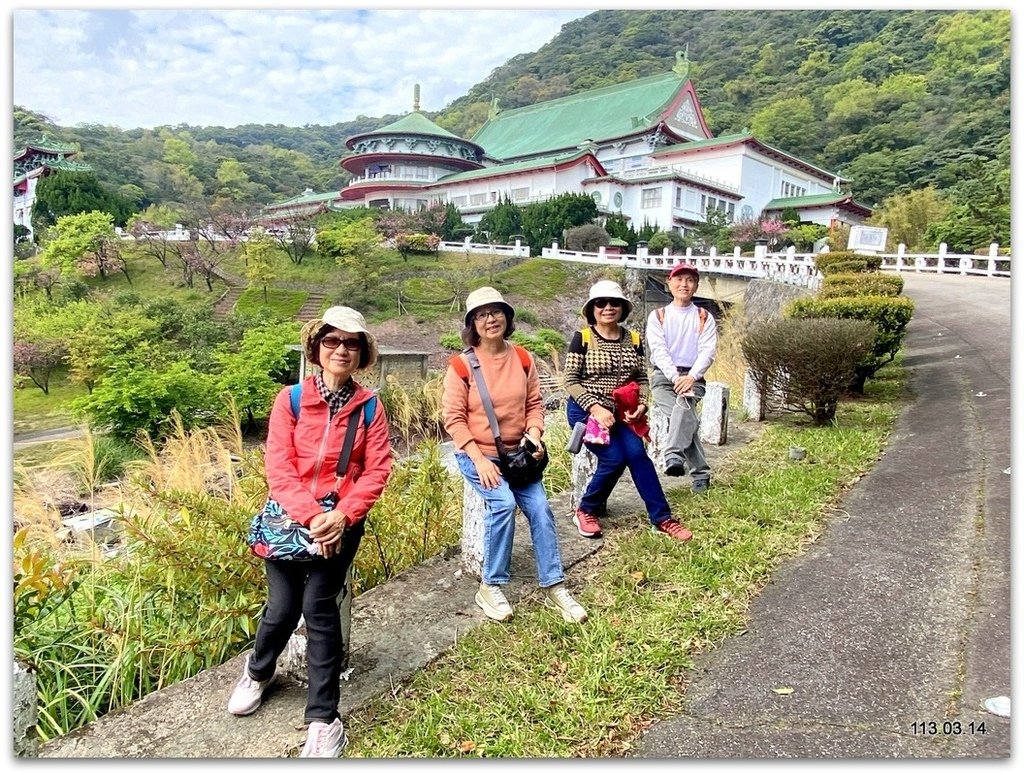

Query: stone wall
[742,278,813,325]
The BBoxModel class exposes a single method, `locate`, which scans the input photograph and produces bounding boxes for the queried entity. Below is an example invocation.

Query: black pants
[248,520,364,723]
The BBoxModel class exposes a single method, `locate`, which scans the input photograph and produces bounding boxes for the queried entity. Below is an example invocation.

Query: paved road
[633,272,1012,759]
[12,426,85,451]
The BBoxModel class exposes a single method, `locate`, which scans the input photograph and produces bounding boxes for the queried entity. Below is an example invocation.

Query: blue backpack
[288,383,377,426]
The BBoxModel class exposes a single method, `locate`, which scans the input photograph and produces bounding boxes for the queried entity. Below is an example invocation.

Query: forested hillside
[13,9,1009,233]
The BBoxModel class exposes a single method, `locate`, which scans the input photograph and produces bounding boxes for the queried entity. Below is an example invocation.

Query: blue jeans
[456,452,565,588]
[567,399,672,525]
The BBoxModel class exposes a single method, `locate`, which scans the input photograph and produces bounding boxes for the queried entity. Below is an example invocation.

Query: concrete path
[39,421,756,758]
[633,272,1012,759]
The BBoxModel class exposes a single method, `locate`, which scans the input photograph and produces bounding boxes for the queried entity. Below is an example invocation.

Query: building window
[674,186,682,208]
[470,193,488,206]
[511,187,530,202]
[641,188,662,209]
[781,181,807,198]
[450,196,467,207]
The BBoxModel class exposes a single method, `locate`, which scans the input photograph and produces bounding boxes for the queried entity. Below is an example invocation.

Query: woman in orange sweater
[442,287,586,624]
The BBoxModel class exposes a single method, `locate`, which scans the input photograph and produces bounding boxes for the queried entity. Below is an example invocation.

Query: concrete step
[213,287,244,320]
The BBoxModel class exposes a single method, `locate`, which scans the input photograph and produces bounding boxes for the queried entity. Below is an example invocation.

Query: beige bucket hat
[464,286,515,328]
[581,279,633,323]
[300,305,378,369]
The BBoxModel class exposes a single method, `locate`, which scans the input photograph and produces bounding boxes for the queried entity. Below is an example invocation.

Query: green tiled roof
[265,189,338,209]
[472,72,687,160]
[13,135,78,159]
[437,151,589,184]
[359,111,463,140]
[764,193,854,209]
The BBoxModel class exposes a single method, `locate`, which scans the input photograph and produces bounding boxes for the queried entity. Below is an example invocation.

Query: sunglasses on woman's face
[321,335,362,352]
[593,298,623,309]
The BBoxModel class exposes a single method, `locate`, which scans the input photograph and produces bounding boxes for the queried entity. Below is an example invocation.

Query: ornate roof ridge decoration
[13,133,79,160]
[673,45,690,80]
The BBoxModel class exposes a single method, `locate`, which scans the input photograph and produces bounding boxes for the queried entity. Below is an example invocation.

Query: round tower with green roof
[340,84,485,209]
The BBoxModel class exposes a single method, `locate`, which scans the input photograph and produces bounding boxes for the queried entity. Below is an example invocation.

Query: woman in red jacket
[227,306,392,758]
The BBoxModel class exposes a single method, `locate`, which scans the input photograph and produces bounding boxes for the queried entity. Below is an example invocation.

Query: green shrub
[820,259,870,275]
[439,333,463,350]
[815,251,882,273]
[515,308,540,326]
[511,328,567,357]
[820,272,904,298]
[787,295,914,392]
[741,317,876,424]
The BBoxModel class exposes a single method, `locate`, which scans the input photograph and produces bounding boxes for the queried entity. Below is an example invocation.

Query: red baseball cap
[668,263,699,279]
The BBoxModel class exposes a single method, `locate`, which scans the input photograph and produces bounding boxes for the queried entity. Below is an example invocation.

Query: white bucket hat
[464,286,515,328]
[581,279,633,323]
[300,305,379,369]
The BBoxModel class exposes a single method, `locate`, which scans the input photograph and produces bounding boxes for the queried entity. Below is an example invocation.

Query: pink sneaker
[653,519,693,543]
[573,509,602,538]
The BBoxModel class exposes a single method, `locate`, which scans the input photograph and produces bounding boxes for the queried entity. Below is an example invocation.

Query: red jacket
[264,376,393,528]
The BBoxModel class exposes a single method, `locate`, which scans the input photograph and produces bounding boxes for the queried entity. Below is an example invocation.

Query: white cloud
[13,7,593,129]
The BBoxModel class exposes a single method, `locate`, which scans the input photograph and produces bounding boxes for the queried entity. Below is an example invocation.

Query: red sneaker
[573,509,603,538]
[653,519,693,543]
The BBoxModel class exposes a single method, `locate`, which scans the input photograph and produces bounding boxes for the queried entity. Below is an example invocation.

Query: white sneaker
[300,718,348,758]
[475,583,513,621]
[545,583,588,623]
[227,655,275,716]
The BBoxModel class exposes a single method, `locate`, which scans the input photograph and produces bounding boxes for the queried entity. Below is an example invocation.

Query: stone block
[14,660,38,757]
[743,370,765,421]
[701,381,730,445]
[460,479,486,578]
[569,447,599,513]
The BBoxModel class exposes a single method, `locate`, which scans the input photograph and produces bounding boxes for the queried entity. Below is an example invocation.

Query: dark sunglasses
[320,335,362,352]
[593,298,623,309]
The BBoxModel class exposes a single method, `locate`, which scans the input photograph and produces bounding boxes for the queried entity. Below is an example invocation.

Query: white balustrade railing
[877,242,1009,278]
[437,237,531,257]
[539,243,824,289]
[538,241,1010,284]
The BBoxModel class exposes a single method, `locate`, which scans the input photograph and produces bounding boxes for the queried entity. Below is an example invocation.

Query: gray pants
[650,369,711,482]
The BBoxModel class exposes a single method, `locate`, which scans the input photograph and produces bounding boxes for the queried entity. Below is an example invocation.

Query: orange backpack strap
[656,305,707,333]
[512,344,532,373]
[449,353,470,382]
[450,347,530,383]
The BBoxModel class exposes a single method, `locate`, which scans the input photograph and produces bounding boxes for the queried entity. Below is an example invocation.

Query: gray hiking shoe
[227,655,275,716]
[476,583,513,621]
[544,583,588,623]
[299,718,347,758]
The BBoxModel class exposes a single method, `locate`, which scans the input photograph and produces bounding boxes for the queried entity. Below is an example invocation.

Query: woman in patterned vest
[564,280,693,543]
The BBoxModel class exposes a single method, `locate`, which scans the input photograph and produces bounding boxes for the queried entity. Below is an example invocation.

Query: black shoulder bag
[464,348,548,487]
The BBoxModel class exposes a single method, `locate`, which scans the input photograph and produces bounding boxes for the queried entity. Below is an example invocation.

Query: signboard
[847,225,888,253]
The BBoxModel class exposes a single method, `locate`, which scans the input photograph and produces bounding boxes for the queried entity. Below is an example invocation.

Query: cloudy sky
[12,5,593,130]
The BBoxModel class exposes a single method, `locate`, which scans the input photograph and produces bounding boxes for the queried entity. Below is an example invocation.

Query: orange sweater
[442,344,545,458]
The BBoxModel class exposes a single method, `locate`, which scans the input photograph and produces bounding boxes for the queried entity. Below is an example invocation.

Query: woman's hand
[523,435,545,459]
[590,404,616,430]
[472,455,503,490]
[310,508,347,557]
[623,403,647,423]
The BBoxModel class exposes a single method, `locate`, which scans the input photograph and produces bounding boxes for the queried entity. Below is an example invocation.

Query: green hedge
[786,294,914,392]
[815,251,882,275]
[820,272,904,298]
